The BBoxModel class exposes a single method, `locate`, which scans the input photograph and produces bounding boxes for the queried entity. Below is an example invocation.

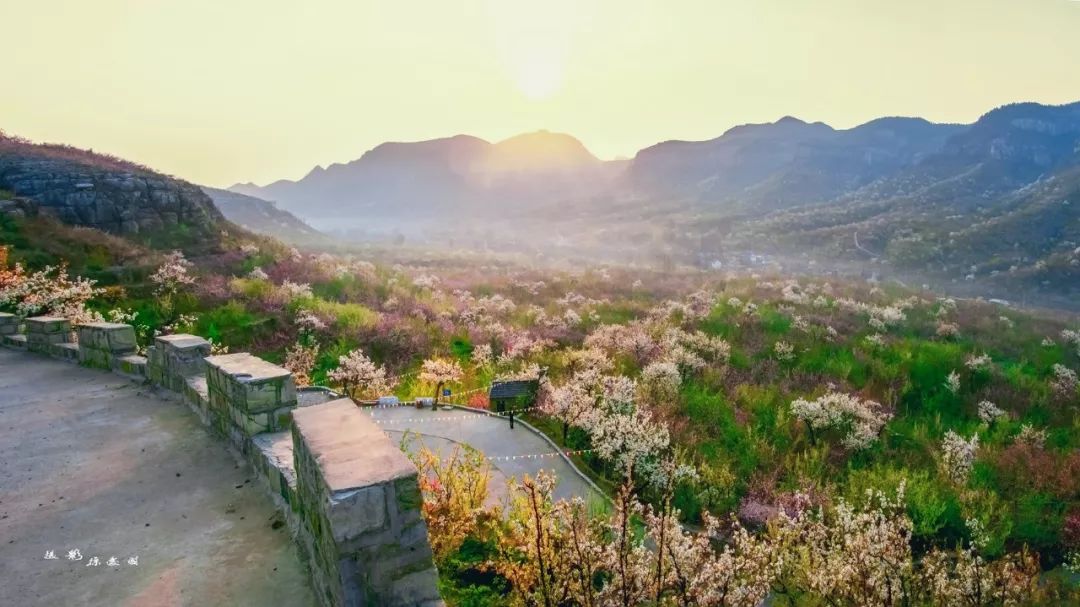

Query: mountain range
[231,101,1080,300]
[230,130,624,231]
[2,99,1077,303]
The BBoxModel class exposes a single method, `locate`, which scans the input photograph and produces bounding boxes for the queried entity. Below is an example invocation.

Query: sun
[514,53,564,101]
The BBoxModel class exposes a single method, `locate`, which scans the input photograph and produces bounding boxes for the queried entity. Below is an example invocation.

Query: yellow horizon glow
[2,0,1080,187]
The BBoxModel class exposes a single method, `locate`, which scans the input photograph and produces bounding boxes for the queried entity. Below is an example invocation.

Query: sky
[3,0,1080,187]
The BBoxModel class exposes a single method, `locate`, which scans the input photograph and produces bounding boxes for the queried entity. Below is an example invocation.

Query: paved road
[365,406,603,504]
[0,348,315,607]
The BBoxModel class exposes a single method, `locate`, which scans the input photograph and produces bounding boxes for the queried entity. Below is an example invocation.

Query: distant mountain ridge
[229,130,622,229]
[202,187,324,244]
[627,115,966,211]
[719,101,1080,299]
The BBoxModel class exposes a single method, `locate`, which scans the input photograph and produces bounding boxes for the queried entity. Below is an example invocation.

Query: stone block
[52,342,80,361]
[148,333,210,391]
[116,354,147,378]
[27,316,72,354]
[290,398,439,606]
[327,484,388,544]
[205,353,297,413]
[3,334,27,349]
[78,345,112,369]
[0,312,18,335]
[27,316,70,335]
[76,322,137,353]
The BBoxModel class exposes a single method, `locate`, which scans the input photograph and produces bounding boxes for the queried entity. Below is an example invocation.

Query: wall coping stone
[206,352,293,383]
[292,398,416,493]
[77,321,132,330]
[155,333,210,349]
[27,315,67,323]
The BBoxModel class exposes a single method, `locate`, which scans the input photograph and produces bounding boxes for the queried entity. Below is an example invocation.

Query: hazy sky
[3,0,1080,186]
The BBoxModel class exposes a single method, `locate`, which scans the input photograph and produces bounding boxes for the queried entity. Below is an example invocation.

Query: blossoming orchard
[3,240,1079,604]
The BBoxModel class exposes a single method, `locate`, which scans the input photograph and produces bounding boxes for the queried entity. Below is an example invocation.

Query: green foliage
[845,465,964,547]
[437,537,509,607]
[306,299,378,332]
[758,307,792,334]
[450,336,474,361]
[196,301,275,349]
[1012,492,1065,553]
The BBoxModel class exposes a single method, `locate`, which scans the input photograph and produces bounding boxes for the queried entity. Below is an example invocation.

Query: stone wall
[25,316,70,354]
[0,312,19,336]
[76,322,137,370]
[205,352,297,443]
[3,321,441,606]
[292,399,441,607]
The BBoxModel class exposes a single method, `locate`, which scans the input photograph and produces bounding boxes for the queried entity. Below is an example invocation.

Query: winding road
[363,405,604,504]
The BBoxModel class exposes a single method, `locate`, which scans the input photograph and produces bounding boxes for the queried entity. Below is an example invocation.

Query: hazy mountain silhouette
[202,187,324,244]
[231,131,620,229]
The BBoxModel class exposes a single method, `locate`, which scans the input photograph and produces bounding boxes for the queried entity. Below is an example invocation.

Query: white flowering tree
[639,360,682,404]
[790,391,891,450]
[0,263,102,327]
[940,430,979,484]
[542,368,604,442]
[419,358,463,406]
[283,342,319,388]
[328,348,394,400]
[150,251,194,296]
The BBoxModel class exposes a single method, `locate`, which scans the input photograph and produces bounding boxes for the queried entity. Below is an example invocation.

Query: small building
[488,379,539,413]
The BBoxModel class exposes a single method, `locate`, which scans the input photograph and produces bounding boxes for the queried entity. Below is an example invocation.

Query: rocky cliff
[0,134,227,248]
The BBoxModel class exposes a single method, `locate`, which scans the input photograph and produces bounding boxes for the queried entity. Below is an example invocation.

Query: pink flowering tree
[149,251,196,331]
[328,348,394,401]
[419,358,463,406]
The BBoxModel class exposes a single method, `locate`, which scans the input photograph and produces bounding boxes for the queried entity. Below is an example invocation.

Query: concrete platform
[0,348,316,607]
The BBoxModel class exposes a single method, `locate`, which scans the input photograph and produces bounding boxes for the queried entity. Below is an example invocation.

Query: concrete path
[365,405,603,504]
[0,348,315,607]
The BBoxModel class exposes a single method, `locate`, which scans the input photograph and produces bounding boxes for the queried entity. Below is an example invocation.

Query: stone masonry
[147,333,211,392]
[205,352,298,447]
[26,316,70,354]
[292,399,441,607]
[76,322,137,370]
[0,312,18,335]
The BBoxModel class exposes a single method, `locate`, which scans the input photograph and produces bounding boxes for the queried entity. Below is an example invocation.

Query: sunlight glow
[514,53,564,100]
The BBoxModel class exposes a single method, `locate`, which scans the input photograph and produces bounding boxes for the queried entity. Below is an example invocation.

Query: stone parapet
[205,353,298,441]
[292,399,441,607]
[147,333,210,391]
[3,333,27,349]
[0,312,18,335]
[26,316,71,353]
[115,354,147,379]
[76,322,137,369]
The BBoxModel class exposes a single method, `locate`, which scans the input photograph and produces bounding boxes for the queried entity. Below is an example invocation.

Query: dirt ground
[0,348,316,607]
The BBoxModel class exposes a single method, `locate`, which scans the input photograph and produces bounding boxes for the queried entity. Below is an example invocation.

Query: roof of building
[489,379,537,399]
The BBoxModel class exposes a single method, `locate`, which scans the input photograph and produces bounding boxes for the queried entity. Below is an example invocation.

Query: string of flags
[363,407,537,424]
[485,449,595,462]
[368,412,527,425]
[378,427,595,464]
[369,414,487,425]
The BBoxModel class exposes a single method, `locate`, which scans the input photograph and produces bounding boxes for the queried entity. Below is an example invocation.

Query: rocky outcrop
[0,136,226,242]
